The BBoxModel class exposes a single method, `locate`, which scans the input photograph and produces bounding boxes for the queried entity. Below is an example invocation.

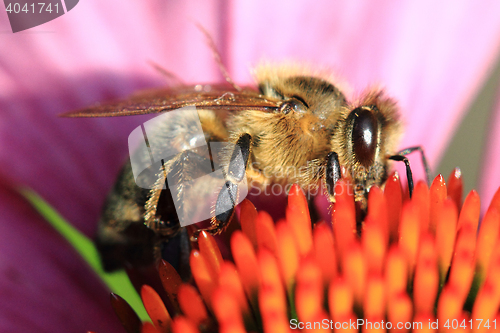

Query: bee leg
[213,180,239,229]
[307,197,321,225]
[145,149,214,259]
[388,154,415,197]
[202,133,252,236]
[325,151,367,231]
[159,228,191,281]
[226,134,252,183]
[325,151,342,201]
[392,146,431,186]
[326,151,365,231]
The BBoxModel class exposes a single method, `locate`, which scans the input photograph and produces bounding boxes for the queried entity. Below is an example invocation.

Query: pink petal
[228,0,500,180]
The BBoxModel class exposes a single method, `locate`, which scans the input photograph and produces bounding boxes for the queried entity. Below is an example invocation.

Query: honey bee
[62,63,430,272]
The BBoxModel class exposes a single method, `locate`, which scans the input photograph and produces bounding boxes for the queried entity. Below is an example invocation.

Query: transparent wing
[128,107,246,231]
[60,84,280,117]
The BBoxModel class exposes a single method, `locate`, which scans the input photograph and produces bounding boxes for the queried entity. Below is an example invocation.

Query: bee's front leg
[324,151,367,234]
[301,152,342,225]
[204,133,252,235]
[325,151,342,202]
[389,146,431,198]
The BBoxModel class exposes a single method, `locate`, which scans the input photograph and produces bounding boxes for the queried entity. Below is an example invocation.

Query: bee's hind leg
[307,196,321,225]
[200,133,252,236]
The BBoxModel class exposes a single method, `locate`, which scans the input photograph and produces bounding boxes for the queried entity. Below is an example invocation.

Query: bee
[62,63,430,272]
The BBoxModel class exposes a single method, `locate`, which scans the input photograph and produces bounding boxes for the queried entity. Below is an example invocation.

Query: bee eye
[348,107,378,167]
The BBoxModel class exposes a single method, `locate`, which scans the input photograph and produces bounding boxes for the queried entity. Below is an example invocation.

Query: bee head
[329,90,402,202]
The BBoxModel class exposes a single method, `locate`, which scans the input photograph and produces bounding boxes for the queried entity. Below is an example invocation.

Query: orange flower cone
[112,169,500,333]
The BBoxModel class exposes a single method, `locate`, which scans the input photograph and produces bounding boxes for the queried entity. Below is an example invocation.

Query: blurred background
[2,2,500,331]
[437,55,500,197]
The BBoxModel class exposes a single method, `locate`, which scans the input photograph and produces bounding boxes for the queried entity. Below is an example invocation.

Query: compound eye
[348,107,378,167]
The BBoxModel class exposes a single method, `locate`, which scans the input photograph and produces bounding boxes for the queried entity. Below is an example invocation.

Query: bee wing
[60,85,281,117]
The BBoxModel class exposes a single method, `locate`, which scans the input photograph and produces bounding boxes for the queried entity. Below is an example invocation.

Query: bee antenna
[195,23,242,92]
[147,60,185,86]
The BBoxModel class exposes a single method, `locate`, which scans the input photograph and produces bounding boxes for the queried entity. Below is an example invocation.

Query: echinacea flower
[118,176,500,333]
[2,1,500,332]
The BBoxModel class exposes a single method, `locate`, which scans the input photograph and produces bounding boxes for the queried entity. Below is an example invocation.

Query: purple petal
[0,1,224,235]
[0,177,121,332]
[1,2,223,331]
